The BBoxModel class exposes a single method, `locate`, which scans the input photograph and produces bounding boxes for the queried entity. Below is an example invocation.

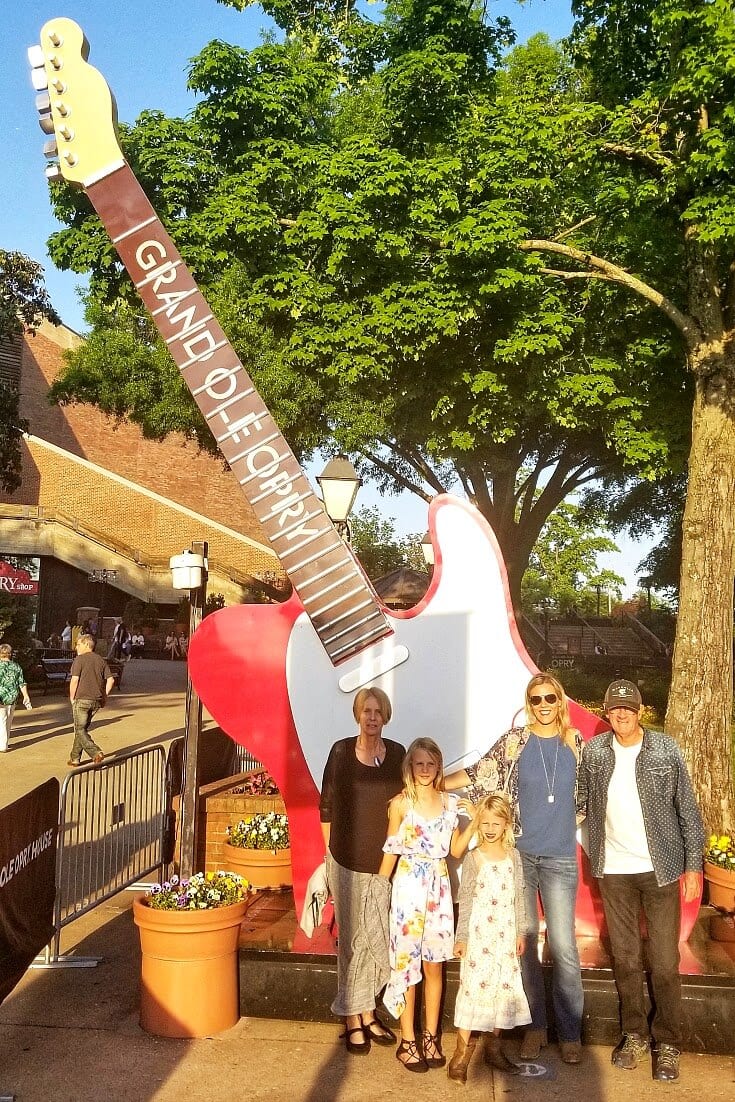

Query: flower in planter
[227,812,290,852]
[705,833,735,873]
[144,871,249,910]
[231,770,280,796]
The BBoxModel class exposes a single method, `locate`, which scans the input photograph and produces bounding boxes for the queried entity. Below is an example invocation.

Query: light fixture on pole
[169,542,208,880]
[87,568,118,639]
[420,530,434,569]
[316,454,362,541]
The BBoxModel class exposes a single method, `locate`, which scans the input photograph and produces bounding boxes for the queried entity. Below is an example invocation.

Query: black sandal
[396,1038,428,1073]
[362,1014,397,1046]
[339,1025,370,1055]
[422,1030,446,1068]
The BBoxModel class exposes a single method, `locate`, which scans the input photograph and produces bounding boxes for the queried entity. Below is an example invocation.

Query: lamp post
[169,542,208,880]
[316,455,362,542]
[87,568,118,638]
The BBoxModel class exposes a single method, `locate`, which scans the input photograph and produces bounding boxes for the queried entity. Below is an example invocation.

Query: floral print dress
[382,793,459,1018]
[454,852,532,1032]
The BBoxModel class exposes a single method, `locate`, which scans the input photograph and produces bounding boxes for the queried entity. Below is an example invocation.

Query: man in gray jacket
[577,680,704,1083]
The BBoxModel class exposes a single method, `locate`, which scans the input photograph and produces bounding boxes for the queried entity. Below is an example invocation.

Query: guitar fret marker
[287,540,345,576]
[151,287,197,317]
[302,573,361,607]
[322,608,386,645]
[180,338,228,372]
[311,584,369,622]
[316,595,375,631]
[276,529,329,560]
[112,214,158,244]
[331,623,393,659]
[295,557,353,589]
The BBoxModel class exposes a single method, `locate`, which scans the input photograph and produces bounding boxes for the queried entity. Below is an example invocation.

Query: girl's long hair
[402,737,444,802]
[524,672,579,758]
[472,794,515,849]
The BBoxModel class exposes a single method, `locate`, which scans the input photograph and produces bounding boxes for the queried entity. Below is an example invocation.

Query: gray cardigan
[455,847,530,945]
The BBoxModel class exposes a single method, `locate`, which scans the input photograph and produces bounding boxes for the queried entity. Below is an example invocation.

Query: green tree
[521,502,624,614]
[0,250,59,492]
[47,10,688,609]
[349,505,425,579]
[515,0,735,829]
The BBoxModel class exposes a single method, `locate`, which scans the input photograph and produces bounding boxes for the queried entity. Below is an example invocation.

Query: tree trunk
[666,368,735,835]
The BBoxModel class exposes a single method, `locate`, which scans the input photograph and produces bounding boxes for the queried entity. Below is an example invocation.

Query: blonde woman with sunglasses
[445,673,584,1066]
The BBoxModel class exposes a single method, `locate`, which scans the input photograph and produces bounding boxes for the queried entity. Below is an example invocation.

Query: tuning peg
[30,67,49,92]
[45,163,62,181]
[27,44,44,67]
[38,110,55,135]
[43,139,58,158]
[35,91,50,112]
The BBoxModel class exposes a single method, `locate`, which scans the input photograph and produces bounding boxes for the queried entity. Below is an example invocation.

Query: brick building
[0,319,284,640]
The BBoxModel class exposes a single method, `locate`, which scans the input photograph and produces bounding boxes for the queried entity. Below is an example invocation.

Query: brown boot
[448,1034,476,1084]
[483,1034,519,1073]
[519,1027,547,1061]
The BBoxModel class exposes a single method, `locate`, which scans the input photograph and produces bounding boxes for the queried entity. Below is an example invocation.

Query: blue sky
[3,2,652,587]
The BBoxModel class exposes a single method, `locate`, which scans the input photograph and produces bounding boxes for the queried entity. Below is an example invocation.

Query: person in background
[320,687,405,1056]
[444,672,584,1065]
[68,633,115,767]
[577,679,704,1083]
[0,643,32,752]
[60,620,72,648]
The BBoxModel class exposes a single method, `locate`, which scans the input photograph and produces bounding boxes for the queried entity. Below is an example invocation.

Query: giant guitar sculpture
[28,18,699,940]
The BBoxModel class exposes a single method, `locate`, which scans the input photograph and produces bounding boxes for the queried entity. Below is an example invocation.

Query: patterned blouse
[0,659,27,706]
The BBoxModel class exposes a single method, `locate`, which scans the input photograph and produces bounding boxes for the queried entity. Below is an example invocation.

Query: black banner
[0,779,58,1004]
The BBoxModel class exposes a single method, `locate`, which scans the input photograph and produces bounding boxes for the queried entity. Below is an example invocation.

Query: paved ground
[0,661,733,1101]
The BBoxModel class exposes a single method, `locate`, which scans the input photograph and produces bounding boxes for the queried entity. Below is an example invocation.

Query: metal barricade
[233,744,263,774]
[37,745,167,967]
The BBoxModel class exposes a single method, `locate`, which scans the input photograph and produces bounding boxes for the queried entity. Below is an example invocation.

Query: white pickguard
[287,496,535,788]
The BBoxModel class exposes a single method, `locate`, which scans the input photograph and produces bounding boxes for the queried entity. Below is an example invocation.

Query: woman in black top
[320,686,405,1055]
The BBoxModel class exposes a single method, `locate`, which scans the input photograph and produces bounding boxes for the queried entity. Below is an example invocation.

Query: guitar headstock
[28,18,123,186]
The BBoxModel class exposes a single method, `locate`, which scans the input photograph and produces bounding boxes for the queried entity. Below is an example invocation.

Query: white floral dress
[382,794,459,1018]
[454,851,532,1032]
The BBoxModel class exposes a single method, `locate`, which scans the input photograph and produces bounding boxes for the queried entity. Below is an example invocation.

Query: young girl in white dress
[379,738,474,1072]
[449,794,532,1082]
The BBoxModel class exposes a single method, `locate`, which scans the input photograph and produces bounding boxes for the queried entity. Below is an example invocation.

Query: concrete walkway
[0,661,733,1100]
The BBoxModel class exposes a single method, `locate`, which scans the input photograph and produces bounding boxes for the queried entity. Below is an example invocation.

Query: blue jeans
[520,852,584,1042]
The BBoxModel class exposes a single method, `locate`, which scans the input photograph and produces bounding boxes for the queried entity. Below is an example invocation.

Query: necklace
[356,737,385,767]
[535,733,560,804]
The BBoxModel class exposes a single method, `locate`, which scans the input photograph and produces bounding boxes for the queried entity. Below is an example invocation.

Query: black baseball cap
[604,679,642,711]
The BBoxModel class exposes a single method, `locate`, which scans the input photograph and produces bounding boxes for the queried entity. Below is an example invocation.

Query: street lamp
[87,569,118,638]
[316,455,362,541]
[169,542,208,880]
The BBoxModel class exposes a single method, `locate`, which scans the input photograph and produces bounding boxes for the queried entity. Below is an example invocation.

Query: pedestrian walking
[0,643,32,752]
[68,633,115,767]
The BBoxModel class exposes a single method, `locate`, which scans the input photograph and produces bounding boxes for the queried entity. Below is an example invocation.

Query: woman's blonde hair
[402,737,444,801]
[525,672,579,758]
[473,794,515,849]
[0,644,12,659]
[352,685,392,724]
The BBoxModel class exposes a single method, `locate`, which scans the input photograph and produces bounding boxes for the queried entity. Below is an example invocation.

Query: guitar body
[29,20,700,946]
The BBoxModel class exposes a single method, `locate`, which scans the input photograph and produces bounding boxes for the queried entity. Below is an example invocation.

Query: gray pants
[70,698,102,762]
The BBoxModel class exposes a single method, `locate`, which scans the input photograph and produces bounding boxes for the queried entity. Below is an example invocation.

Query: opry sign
[0,561,39,595]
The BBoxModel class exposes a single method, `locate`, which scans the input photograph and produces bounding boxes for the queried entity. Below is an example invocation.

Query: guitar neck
[86,163,391,665]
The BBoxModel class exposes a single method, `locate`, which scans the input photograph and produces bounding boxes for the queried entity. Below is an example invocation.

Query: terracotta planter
[222,842,293,890]
[709,913,735,943]
[133,895,249,1038]
[704,864,735,913]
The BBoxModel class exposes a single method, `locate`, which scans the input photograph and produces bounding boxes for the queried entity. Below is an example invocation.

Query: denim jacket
[465,725,583,838]
[577,728,704,886]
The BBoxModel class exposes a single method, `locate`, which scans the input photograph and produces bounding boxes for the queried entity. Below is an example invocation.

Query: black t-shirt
[70,651,112,701]
[320,736,405,874]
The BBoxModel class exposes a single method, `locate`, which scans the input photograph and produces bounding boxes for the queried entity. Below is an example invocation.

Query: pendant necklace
[536,733,560,804]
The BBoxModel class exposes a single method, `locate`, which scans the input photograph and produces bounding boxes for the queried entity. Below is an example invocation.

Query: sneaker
[560,1041,582,1065]
[67,759,82,767]
[611,1033,650,1070]
[653,1044,680,1082]
[519,1028,547,1061]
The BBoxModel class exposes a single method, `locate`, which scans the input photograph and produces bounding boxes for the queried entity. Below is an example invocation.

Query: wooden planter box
[173,771,286,874]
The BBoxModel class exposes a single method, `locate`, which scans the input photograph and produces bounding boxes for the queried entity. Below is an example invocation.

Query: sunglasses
[529,693,558,706]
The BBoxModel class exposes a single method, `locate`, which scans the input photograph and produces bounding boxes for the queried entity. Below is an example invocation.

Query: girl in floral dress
[379,738,474,1072]
[449,794,531,1082]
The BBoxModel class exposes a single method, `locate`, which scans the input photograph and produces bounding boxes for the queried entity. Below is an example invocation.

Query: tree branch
[360,447,436,502]
[600,142,672,174]
[519,239,699,346]
[554,215,597,241]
